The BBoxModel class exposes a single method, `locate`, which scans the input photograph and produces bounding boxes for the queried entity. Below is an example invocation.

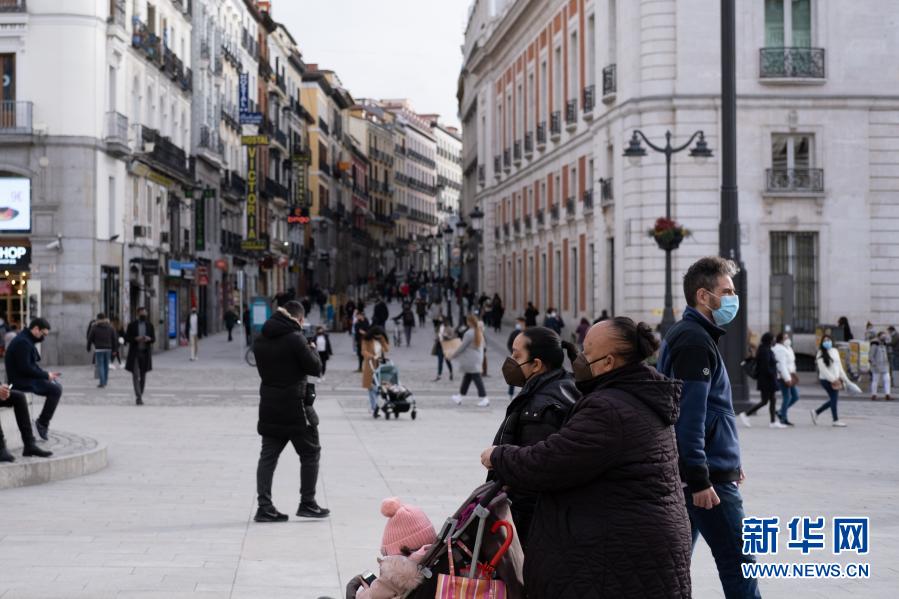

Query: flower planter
[653,231,685,252]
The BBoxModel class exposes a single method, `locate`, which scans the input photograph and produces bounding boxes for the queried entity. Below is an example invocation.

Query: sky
[274,0,473,129]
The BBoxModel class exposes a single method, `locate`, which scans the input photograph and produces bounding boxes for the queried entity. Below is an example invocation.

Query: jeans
[777,381,799,421]
[131,354,150,399]
[816,379,839,421]
[0,389,36,446]
[318,353,328,375]
[368,385,379,412]
[685,482,761,599]
[95,350,111,387]
[745,390,777,423]
[256,428,321,508]
[404,325,413,346]
[460,373,486,398]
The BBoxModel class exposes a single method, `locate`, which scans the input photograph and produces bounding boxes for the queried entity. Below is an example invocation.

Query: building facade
[461,0,899,356]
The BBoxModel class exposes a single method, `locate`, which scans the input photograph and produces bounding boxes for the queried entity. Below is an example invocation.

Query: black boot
[23,444,53,458]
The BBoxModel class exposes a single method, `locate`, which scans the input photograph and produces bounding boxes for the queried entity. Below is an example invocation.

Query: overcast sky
[274,0,472,129]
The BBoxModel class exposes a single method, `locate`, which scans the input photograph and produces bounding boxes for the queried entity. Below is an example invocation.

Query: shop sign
[241,144,267,252]
[197,265,209,286]
[214,258,228,271]
[0,243,30,268]
[0,177,31,233]
[167,290,178,339]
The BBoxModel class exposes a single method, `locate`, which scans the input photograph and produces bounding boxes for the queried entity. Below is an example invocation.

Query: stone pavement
[0,303,897,598]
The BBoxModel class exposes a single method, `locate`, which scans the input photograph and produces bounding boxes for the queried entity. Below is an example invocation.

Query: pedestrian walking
[87,313,118,388]
[427,299,443,329]
[543,307,564,335]
[353,311,370,372]
[5,318,64,441]
[575,317,590,349]
[870,333,892,401]
[656,256,760,598]
[450,314,489,407]
[392,303,415,347]
[491,294,504,332]
[361,326,390,418]
[773,332,800,425]
[125,307,155,405]
[837,315,853,341]
[432,317,454,382]
[187,307,199,361]
[524,301,539,328]
[415,296,427,327]
[739,332,785,428]
[252,301,328,522]
[490,326,579,548]
[372,298,389,328]
[314,326,332,379]
[0,383,52,462]
[224,308,238,342]
[811,334,850,426]
[483,317,692,597]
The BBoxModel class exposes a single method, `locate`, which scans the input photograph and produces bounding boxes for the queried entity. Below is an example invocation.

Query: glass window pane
[765,0,785,46]
[792,0,812,47]
[794,136,811,168]
[772,134,789,169]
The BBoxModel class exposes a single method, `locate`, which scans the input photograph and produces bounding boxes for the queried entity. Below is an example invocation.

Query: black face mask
[571,352,610,382]
[138,315,147,321]
[501,356,534,388]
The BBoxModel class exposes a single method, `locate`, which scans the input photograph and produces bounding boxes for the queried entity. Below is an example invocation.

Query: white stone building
[460,0,899,358]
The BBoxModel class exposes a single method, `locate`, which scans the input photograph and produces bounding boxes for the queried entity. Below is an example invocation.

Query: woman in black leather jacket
[493,326,580,548]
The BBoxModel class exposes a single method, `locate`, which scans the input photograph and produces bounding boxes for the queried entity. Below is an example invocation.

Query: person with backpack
[738,332,784,428]
[811,334,849,426]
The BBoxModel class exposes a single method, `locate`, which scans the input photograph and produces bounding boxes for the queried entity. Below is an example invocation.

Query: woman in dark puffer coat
[481,317,691,598]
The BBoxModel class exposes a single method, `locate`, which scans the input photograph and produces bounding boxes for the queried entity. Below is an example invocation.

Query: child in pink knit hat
[346,497,437,599]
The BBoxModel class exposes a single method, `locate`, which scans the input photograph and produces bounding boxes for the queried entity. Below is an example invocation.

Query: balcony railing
[566,197,576,216]
[765,168,824,193]
[104,111,129,145]
[222,170,246,196]
[536,121,546,145]
[583,84,595,114]
[266,177,289,199]
[140,126,189,179]
[513,219,521,234]
[318,117,329,136]
[503,149,511,170]
[0,0,27,12]
[132,20,162,63]
[493,155,501,177]
[583,189,594,211]
[600,178,614,206]
[565,99,577,125]
[759,47,825,80]
[602,64,617,98]
[550,204,560,222]
[524,131,533,154]
[550,111,561,136]
[0,101,32,134]
[536,209,545,225]
[513,140,522,162]
[524,215,532,231]
[503,223,510,237]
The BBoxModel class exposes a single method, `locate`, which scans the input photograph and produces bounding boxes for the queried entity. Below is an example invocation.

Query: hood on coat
[261,310,301,339]
[578,362,682,425]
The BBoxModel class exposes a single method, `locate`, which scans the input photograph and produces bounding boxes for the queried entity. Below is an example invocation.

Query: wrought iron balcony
[600,177,614,206]
[513,140,522,162]
[132,20,161,63]
[0,100,32,134]
[565,99,577,125]
[536,209,545,225]
[222,170,246,196]
[503,149,511,171]
[583,188,594,211]
[536,121,547,146]
[513,219,521,234]
[550,111,561,137]
[550,204,560,222]
[602,64,617,99]
[566,196,576,216]
[759,47,825,80]
[140,126,189,180]
[583,85,595,114]
[524,131,534,154]
[524,215,532,231]
[318,117,329,136]
[765,168,824,193]
[503,223,510,237]
[493,155,501,176]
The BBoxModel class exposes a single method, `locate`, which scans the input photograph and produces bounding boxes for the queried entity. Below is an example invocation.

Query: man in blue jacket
[657,256,760,598]
[5,318,63,441]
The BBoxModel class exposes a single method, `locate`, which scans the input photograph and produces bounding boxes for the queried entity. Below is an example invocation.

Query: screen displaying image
[0,177,31,232]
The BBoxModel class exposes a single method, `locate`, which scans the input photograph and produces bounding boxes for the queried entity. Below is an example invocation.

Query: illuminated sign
[0,178,31,233]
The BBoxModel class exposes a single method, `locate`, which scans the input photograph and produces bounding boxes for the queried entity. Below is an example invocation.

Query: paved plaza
[0,306,897,598]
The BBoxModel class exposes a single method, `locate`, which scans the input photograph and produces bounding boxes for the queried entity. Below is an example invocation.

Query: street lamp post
[468,206,484,292]
[623,129,713,335]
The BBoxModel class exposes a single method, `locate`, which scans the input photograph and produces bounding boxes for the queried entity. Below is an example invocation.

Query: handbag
[435,539,507,599]
[431,340,440,356]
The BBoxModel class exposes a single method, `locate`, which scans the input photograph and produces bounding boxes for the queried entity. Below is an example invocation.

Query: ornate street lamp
[625,129,714,334]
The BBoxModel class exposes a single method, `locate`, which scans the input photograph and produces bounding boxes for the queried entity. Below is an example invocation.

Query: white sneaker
[477,397,490,407]
[738,412,751,428]
[832,421,847,427]
[809,409,818,426]
[451,394,463,405]
[769,421,788,429]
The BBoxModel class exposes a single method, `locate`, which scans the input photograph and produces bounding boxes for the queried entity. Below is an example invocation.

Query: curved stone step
[0,429,108,490]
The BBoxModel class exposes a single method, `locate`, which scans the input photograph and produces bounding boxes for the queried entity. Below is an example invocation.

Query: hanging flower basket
[648,217,690,251]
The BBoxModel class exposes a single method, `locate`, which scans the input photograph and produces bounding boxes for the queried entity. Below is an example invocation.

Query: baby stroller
[373,360,417,420]
[406,480,525,598]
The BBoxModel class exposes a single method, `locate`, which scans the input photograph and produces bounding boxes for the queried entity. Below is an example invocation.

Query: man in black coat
[5,317,62,441]
[125,307,155,406]
[0,383,53,461]
[252,300,326,523]
[372,298,389,328]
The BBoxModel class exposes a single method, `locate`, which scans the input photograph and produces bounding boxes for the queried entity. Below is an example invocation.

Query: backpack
[403,311,416,327]
[741,356,759,380]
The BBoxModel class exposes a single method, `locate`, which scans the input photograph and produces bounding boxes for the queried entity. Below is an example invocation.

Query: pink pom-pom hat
[379,497,437,556]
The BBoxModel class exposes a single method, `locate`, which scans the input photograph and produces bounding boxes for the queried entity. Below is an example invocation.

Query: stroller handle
[478,479,505,509]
